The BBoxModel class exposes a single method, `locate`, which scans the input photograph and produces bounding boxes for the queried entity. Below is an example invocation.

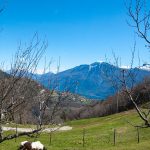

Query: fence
[3,124,150,149]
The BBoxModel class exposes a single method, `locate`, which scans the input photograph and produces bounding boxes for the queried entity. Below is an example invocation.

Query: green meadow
[1,110,150,150]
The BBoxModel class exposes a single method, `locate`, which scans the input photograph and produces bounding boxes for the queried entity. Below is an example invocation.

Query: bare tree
[0,33,48,143]
[110,53,150,127]
[36,60,74,126]
[120,69,150,127]
[101,54,123,113]
[123,0,150,127]
[127,0,150,48]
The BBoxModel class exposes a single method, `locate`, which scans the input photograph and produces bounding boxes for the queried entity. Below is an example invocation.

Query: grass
[1,109,150,150]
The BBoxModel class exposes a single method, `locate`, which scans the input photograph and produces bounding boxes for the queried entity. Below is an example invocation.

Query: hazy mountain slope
[36,62,150,99]
[0,70,10,79]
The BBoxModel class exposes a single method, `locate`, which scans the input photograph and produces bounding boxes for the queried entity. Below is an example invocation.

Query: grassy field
[1,109,150,150]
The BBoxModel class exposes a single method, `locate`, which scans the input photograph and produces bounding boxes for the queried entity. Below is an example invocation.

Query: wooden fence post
[82,128,85,147]
[15,124,18,142]
[113,128,116,146]
[49,131,52,145]
[136,127,140,144]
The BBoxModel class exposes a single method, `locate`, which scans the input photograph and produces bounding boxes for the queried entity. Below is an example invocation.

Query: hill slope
[1,110,150,150]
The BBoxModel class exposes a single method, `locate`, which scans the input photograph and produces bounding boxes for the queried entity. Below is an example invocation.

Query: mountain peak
[91,62,101,66]
[90,62,112,66]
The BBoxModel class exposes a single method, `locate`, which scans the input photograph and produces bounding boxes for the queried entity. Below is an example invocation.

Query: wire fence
[3,124,150,149]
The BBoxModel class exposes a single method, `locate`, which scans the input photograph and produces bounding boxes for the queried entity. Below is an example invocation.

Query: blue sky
[0,0,149,73]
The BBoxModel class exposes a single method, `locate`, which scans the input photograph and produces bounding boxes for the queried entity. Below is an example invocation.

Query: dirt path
[2,126,72,132]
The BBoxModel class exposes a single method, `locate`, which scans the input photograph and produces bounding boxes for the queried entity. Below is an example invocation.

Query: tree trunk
[0,97,3,141]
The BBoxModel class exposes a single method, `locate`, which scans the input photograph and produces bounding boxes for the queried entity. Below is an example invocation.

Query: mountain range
[33,62,150,100]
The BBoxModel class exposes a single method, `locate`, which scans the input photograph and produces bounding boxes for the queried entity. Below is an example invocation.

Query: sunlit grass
[1,109,150,150]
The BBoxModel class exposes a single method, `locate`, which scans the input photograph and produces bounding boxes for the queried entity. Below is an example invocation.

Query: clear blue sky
[0,0,149,73]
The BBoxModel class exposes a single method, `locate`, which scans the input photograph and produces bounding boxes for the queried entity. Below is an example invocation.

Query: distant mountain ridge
[30,62,150,99]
